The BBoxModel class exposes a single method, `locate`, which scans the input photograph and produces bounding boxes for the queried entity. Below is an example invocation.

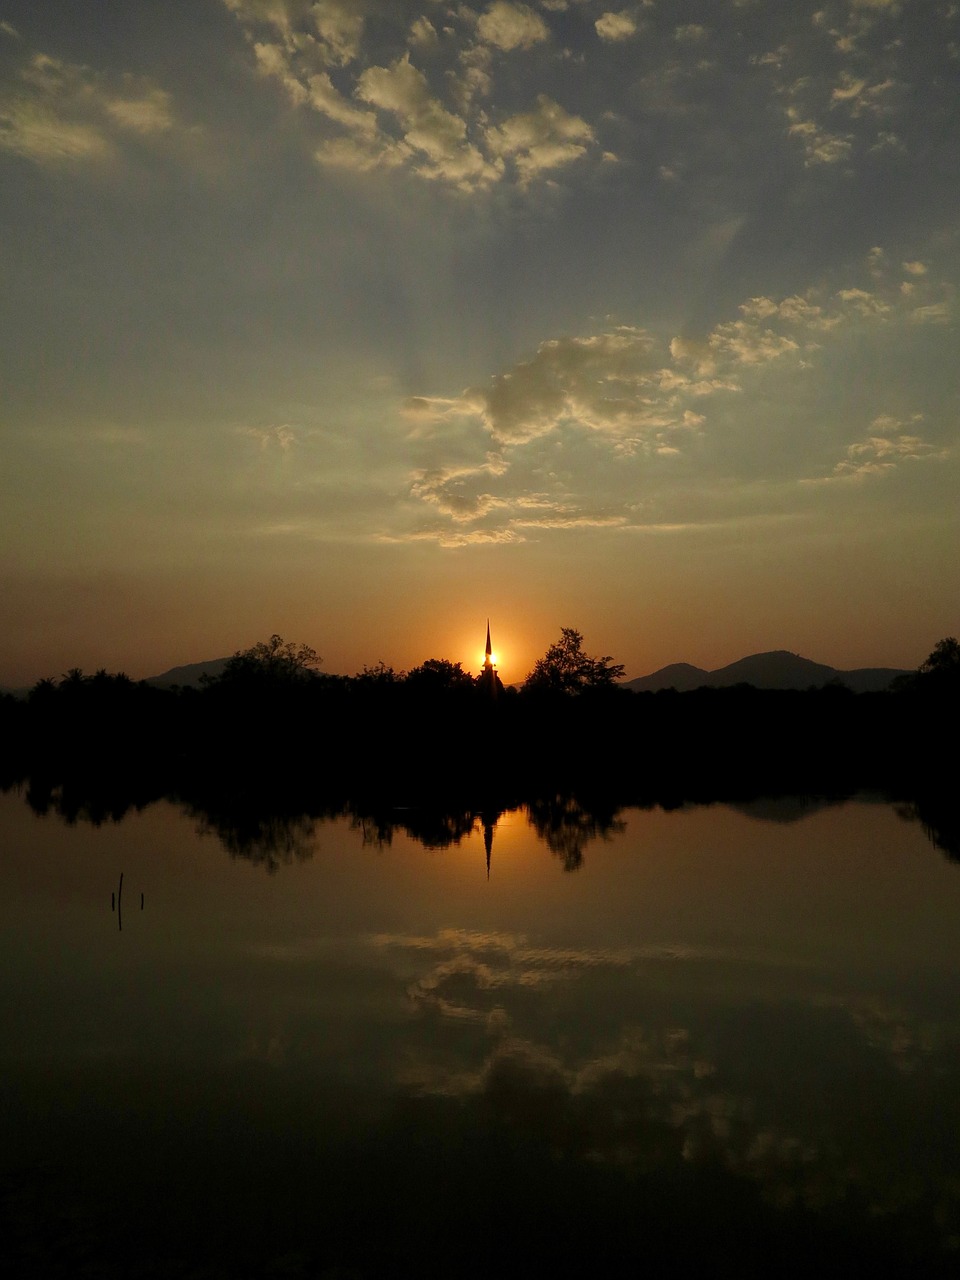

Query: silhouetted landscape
[2,631,956,806]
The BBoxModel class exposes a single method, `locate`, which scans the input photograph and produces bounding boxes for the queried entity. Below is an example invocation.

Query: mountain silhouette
[145,657,231,689]
[1,648,912,698]
[625,650,908,694]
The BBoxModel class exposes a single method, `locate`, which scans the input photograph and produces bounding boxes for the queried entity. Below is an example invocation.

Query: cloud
[785,111,853,165]
[0,49,179,164]
[452,327,668,444]
[357,54,498,187]
[399,247,956,542]
[0,100,110,162]
[595,11,639,42]
[675,24,708,43]
[243,424,298,451]
[229,3,608,190]
[909,302,951,324]
[708,321,800,365]
[408,16,440,50]
[411,456,510,522]
[484,94,594,182]
[835,286,891,317]
[305,70,378,134]
[823,417,950,481]
[221,0,305,44]
[476,2,550,52]
[311,0,365,66]
[217,0,954,202]
[830,71,898,117]
[104,84,174,134]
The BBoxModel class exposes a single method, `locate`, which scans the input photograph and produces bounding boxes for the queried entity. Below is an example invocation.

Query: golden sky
[1,1,958,685]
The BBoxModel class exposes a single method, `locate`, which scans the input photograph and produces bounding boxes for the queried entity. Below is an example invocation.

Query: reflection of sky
[2,790,960,1230]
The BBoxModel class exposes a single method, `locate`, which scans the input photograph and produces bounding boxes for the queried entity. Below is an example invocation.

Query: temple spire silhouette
[476,618,503,698]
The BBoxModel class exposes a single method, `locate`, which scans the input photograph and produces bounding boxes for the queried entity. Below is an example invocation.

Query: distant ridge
[145,657,231,689]
[1,649,914,697]
[624,650,909,694]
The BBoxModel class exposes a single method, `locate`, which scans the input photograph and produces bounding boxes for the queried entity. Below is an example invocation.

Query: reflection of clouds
[371,927,754,1010]
[371,927,637,1020]
[838,997,943,1076]
[363,925,960,1227]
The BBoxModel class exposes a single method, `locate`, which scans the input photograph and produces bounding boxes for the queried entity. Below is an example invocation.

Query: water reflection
[7,776,960,867]
[2,787,960,1275]
[192,806,320,871]
[896,793,960,862]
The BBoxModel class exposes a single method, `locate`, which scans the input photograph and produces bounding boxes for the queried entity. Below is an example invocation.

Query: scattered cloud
[476,2,549,52]
[595,11,639,43]
[356,54,497,187]
[786,110,854,165]
[807,415,951,483]
[225,0,604,190]
[243,424,298,451]
[830,70,898,117]
[484,94,594,183]
[675,24,709,43]
[408,15,439,50]
[217,0,959,200]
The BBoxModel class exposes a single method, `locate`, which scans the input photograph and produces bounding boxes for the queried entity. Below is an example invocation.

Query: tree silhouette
[206,634,322,687]
[523,628,625,695]
[405,658,474,692]
[919,637,960,678]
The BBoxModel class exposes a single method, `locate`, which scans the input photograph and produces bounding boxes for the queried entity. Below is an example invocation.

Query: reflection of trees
[728,795,849,825]
[19,775,160,826]
[896,795,960,863]
[352,806,484,850]
[190,806,320,872]
[526,794,626,872]
[350,795,628,873]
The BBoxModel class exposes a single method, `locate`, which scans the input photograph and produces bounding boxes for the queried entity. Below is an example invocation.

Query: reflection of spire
[483,817,494,879]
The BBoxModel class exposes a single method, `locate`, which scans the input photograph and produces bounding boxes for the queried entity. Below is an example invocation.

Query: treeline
[0,632,957,803]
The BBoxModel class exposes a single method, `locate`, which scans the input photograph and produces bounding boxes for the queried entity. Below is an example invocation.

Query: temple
[476,619,504,699]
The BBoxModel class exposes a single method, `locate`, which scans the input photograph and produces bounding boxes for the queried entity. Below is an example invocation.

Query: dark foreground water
[2,789,960,1278]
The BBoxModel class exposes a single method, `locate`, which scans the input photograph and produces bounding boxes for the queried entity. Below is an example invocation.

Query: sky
[1,0,957,686]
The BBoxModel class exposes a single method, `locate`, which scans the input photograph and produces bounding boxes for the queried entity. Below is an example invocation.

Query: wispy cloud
[0,46,178,164]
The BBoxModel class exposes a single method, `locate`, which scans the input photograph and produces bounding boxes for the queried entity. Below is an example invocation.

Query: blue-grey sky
[1,0,957,683]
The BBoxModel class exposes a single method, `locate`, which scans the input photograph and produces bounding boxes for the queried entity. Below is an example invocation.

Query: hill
[624,650,908,694]
[145,657,231,689]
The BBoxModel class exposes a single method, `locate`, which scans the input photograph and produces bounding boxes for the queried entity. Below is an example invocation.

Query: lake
[2,787,959,1277]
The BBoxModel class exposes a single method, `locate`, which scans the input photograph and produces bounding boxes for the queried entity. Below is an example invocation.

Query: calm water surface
[2,790,959,1277]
